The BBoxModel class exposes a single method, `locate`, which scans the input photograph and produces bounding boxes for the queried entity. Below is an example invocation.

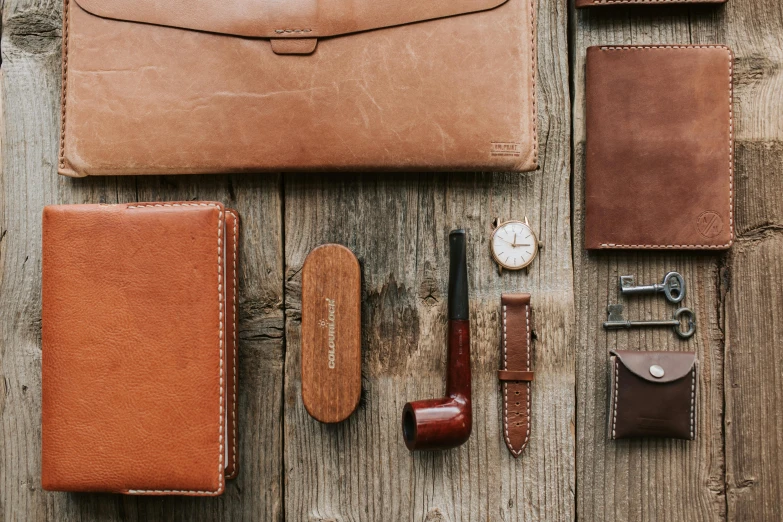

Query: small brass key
[603,304,696,339]
[620,271,686,304]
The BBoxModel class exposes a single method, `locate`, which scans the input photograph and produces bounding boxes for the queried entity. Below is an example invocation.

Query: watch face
[491,221,538,270]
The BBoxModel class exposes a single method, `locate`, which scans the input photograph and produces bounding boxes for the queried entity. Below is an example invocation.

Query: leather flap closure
[611,350,696,383]
[73,0,509,39]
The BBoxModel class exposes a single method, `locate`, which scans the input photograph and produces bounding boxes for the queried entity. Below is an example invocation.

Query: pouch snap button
[649,365,665,378]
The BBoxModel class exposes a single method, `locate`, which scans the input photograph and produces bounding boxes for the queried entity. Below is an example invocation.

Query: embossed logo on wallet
[491,142,522,157]
[637,417,668,432]
[697,211,723,238]
[322,298,337,369]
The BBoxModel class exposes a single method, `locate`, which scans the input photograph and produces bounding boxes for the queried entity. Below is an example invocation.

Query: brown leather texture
[499,293,533,457]
[608,350,698,440]
[576,0,725,6]
[42,202,239,495]
[584,45,734,250]
[59,0,537,176]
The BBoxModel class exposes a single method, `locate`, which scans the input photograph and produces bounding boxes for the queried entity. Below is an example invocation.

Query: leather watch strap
[499,293,533,457]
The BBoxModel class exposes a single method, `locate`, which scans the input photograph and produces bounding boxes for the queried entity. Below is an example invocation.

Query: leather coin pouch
[577,0,725,6]
[608,350,698,440]
[301,244,362,423]
[584,45,734,250]
[42,202,239,495]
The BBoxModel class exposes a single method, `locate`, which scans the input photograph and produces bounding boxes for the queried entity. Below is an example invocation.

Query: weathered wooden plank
[281,0,573,519]
[0,0,285,520]
[571,5,729,522]
[724,48,783,519]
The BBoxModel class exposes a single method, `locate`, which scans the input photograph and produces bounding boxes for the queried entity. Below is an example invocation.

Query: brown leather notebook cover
[59,0,537,176]
[584,45,734,250]
[577,0,725,6]
[42,202,239,495]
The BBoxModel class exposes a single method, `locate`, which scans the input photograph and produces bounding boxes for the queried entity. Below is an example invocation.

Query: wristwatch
[499,293,534,457]
[490,217,543,274]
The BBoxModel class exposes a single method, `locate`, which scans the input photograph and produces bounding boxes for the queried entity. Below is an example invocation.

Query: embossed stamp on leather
[42,202,239,495]
[576,0,726,7]
[58,0,537,176]
[584,45,734,250]
[608,350,698,440]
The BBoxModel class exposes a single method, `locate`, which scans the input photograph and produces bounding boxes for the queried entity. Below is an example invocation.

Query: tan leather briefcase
[59,0,537,176]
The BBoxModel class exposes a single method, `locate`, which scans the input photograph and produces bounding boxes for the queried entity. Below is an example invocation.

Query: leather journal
[42,202,239,495]
[577,0,725,6]
[498,293,534,457]
[608,350,698,440]
[59,0,537,176]
[584,45,734,250]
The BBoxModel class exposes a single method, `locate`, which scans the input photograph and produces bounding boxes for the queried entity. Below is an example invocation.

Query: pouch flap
[73,0,509,39]
[611,350,696,384]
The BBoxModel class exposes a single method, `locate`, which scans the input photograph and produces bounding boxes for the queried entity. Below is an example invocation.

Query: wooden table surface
[1,0,781,520]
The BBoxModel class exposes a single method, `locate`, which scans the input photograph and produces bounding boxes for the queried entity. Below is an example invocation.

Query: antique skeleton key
[619,271,686,304]
[603,304,696,339]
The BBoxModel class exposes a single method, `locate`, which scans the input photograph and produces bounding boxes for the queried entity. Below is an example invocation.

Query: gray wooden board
[1,0,782,520]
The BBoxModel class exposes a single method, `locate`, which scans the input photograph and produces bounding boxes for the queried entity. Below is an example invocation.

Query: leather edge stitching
[229,209,238,477]
[125,202,225,495]
[530,0,538,167]
[595,45,734,250]
[59,0,70,171]
[612,358,619,439]
[523,303,531,450]
[502,304,515,455]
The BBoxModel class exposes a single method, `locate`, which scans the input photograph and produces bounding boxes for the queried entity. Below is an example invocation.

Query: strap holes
[515,391,520,395]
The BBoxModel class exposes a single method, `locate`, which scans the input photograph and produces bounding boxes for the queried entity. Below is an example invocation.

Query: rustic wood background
[1,0,780,520]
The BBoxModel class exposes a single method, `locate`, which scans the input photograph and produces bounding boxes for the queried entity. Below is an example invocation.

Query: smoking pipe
[402,229,471,451]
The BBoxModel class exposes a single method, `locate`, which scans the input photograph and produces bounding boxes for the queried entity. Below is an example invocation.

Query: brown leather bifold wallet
[59,0,537,176]
[577,0,725,6]
[42,202,239,495]
[608,350,698,440]
[584,45,734,250]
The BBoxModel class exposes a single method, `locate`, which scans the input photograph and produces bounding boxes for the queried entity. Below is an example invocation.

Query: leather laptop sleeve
[584,45,734,250]
[42,202,239,495]
[59,0,537,176]
[577,0,725,6]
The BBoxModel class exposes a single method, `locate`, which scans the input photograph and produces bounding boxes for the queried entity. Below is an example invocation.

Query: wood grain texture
[281,1,572,519]
[3,0,781,519]
[723,0,783,516]
[571,4,728,522]
[0,1,284,520]
[301,244,362,424]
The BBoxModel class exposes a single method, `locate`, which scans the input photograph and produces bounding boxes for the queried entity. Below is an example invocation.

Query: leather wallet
[498,294,534,457]
[42,202,239,495]
[584,45,735,250]
[59,0,537,176]
[577,0,725,6]
[608,350,698,440]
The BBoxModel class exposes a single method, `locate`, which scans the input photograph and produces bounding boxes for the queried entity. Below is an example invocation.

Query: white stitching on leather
[612,359,619,439]
[529,0,538,166]
[690,367,696,440]
[524,304,531,448]
[127,203,225,495]
[230,210,238,475]
[502,305,513,453]
[597,45,734,250]
[59,0,70,170]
